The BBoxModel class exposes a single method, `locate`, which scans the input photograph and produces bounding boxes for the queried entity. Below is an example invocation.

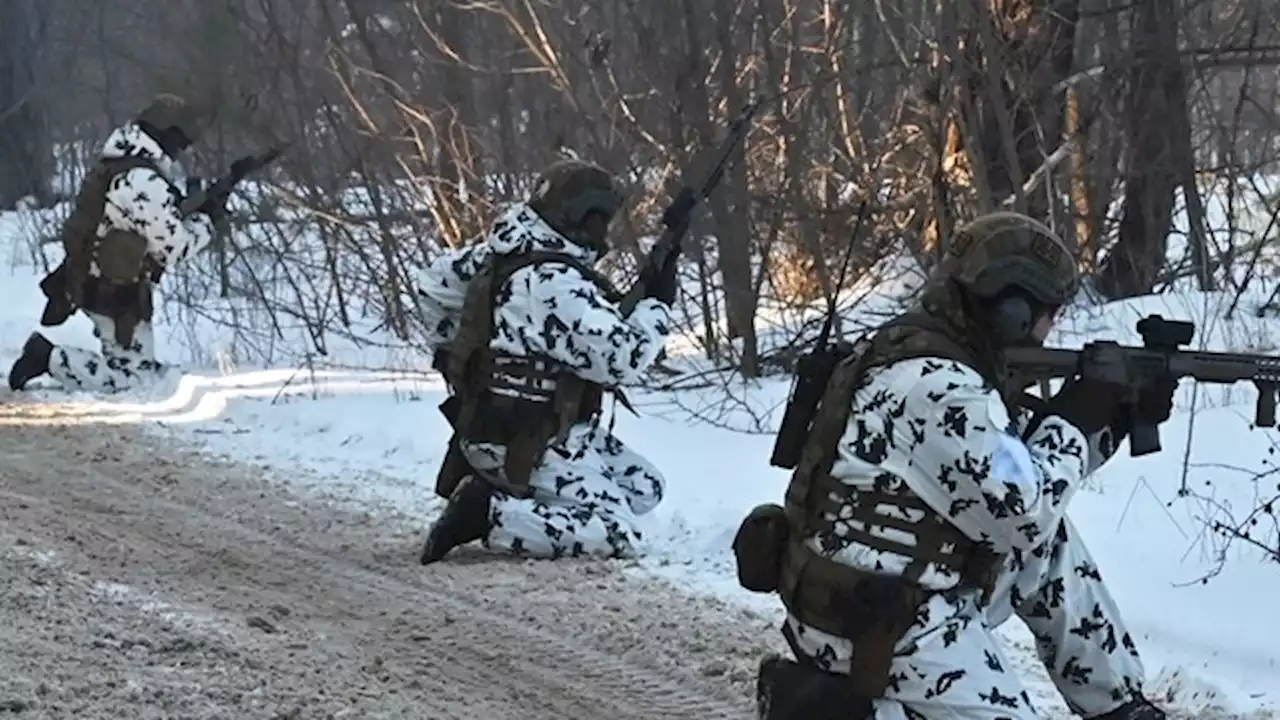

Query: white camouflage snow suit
[782,349,1143,720]
[48,122,215,392]
[414,202,671,559]
[739,212,1162,720]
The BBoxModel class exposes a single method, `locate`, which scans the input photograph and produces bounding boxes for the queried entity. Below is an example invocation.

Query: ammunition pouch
[775,533,1001,701]
[446,353,602,498]
[432,347,453,384]
[80,276,153,348]
[733,503,790,593]
[95,230,149,285]
[778,541,925,699]
[38,262,153,349]
[39,263,74,327]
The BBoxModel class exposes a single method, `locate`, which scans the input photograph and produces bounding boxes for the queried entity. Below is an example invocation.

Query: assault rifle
[770,309,1280,469]
[1006,314,1280,456]
[179,144,288,218]
[618,99,763,315]
[768,200,871,470]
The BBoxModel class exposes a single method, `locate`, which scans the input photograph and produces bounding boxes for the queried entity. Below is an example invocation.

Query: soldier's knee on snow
[733,503,789,593]
[756,653,872,720]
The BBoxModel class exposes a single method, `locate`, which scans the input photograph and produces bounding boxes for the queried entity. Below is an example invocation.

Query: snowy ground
[2,222,1279,718]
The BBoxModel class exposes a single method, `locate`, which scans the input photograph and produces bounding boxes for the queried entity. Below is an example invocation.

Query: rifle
[768,200,872,470]
[1007,313,1280,456]
[618,99,763,315]
[178,145,288,218]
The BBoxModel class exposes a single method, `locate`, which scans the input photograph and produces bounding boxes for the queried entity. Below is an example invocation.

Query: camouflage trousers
[784,516,1145,720]
[49,312,166,393]
[461,423,666,559]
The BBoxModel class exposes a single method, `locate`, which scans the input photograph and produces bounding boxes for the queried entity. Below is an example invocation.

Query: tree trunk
[0,0,53,209]
[709,0,760,376]
[1096,0,1184,299]
[957,0,1079,219]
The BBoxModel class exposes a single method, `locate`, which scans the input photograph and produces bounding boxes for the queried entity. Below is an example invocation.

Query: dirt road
[0,400,1267,720]
[0,401,775,719]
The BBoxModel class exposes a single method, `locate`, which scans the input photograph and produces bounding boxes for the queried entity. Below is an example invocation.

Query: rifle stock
[1007,314,1280,455]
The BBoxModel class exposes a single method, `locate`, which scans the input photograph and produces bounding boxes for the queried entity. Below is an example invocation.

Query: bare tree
[0,0,53,208]
[12,0,1280,368]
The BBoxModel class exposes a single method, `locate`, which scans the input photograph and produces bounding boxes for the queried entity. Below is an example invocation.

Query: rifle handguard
[662,187,697,229]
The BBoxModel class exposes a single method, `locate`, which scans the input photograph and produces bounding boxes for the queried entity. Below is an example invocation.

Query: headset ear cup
[992,295,1033,344]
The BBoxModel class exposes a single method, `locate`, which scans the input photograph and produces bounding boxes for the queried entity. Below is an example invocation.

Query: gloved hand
[642,256,678,305]
[1046,376,1128,435]
[1105,375,1179,443]
[200,192,232,232]
[229,155,257,177]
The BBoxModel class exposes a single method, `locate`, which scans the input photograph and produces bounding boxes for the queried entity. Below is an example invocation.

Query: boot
[8,333,54,391]
[1090,698,1167,720]
[755,653,872,720]
[420,475,494,565]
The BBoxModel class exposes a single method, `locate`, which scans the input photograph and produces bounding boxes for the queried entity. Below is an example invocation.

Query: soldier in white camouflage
[737,212,1175,720]
[414,159,678,564]
[9,94,225,394]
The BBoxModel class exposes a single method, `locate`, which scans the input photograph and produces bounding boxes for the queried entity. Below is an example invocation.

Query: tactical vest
[437,250,622,498]
[61,156,159,347]
[734,312,1007,702]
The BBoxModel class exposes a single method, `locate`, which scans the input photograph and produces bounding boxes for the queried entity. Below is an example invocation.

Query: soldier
[414,159,678,564]
[736,212,1175,719]
[8,94,226,393]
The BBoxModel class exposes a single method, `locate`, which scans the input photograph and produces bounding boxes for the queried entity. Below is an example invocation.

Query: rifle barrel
[1172,350,1280,383]
[1007,345,1280,384]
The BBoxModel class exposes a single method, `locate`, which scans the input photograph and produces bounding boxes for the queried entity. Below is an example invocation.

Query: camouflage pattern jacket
[413,202,671,390]
[797,283,1116,594]
[91,122,216,279]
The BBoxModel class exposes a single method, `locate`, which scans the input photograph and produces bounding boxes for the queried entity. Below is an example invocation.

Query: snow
[3,209,1279,718]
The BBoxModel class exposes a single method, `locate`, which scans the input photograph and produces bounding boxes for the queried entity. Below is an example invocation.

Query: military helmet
[527,159,624,249]
[945,211,1079,307]
[136,94,209,146]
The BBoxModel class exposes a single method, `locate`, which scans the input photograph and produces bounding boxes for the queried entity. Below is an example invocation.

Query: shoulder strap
[101,155,159,177]
[782,310,1005,534]
[492,250,621,303]
[782,346,870,532]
